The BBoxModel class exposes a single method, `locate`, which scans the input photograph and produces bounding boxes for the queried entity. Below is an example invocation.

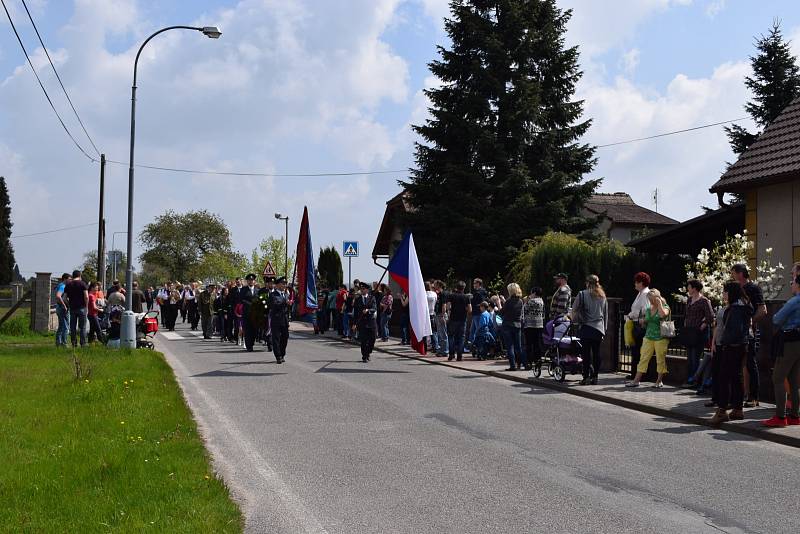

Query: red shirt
[336,289,347,309]
[88,294,99,317]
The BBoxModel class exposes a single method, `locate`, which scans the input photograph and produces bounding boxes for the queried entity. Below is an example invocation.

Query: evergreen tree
[402,0,599,279]
[726,20,800,156]
[317,246,343,289]
[0,177,15,284]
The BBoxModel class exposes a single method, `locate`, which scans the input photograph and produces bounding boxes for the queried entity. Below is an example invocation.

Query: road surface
[156,323,800,534]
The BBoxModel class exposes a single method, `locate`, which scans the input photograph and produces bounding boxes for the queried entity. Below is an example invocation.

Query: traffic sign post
[343,241,359,288]
[262,260,277,279]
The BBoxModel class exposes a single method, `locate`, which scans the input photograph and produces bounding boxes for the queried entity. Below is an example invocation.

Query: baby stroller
[137,310,159,350]
[531,315,583,382]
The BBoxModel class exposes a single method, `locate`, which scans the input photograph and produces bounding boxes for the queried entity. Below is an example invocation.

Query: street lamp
[122,25,222,349]
[274,213,289,278]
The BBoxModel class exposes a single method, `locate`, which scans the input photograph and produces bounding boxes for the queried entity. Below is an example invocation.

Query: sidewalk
[291,321,800,448]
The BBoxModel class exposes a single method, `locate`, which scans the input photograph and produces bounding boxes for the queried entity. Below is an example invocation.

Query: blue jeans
[56,305,70,346]
[436,315,449,354]
[343,313,351,337]
[428,316,439,352]
[380,313,392,340]
[69,307,88,347]
[503,325,524,368]
[468,314,482,345]
[448,320,466,358]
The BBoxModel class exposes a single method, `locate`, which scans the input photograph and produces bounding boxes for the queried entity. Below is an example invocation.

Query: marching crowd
[53,260,800,428]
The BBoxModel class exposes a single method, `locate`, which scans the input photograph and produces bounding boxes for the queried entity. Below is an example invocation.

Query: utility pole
[97,154,106,289]
[652,188,659,213]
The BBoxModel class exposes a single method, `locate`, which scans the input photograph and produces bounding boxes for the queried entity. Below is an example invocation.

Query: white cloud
[581,60,753,221]
[705,0,726,19]
[1,0,414,278]
[416,0,450,25]
[620,48,640,75]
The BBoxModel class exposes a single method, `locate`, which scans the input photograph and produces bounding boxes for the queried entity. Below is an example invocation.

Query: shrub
[0,314,30,337]
[509,232,687,305]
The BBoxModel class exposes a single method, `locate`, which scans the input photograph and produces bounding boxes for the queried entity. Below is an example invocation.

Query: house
[372,191,676,263]
[582,193,678,244]
[709,96,800,299]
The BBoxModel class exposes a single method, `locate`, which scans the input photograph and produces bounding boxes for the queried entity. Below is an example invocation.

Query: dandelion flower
[120,421,125,425]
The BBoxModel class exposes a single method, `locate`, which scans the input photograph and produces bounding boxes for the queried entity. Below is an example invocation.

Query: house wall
[609,226,633,244]
[755,181,796,300]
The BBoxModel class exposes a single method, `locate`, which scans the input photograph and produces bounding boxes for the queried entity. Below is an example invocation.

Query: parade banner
[388,232,432,355]
[292,206,318,316]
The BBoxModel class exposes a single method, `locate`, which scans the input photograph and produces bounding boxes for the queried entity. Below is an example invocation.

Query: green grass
[0,345,243,533]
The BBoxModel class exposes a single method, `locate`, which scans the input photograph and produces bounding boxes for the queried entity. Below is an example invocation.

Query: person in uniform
[353,282,377,362]
[258,276,275,351]
[269,277,291,364]
[241,274,258,351]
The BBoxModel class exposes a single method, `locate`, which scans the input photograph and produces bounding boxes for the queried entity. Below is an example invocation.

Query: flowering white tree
[676,231,784,305]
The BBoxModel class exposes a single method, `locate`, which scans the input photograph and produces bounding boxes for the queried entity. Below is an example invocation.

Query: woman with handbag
[575,275,608,385]
[626,289,670,388]
[681,280,714,387]
[762,275,800,427]
[709,282,751,424]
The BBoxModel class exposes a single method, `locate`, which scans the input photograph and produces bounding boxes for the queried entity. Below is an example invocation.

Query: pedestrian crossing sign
[343,241,359,257]
[262,260,277,278]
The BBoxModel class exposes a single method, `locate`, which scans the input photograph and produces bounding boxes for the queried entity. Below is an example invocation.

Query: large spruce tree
[0,177,15,284]
[402,0,599,278]
[726,20,800,156]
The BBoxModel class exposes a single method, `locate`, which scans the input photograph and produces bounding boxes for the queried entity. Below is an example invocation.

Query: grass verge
[0,344,242,532]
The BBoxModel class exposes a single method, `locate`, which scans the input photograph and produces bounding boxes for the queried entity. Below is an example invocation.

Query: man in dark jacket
[241,274,258,351]
[269,277,291,363]
[353,282,377,362]
[199,284,216,339]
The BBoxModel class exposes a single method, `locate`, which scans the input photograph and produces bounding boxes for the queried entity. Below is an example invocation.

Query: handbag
[660,312,676,338]
[624,319,635,347]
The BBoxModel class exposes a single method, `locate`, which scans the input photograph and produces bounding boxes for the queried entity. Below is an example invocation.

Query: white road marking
[160,332,182,341]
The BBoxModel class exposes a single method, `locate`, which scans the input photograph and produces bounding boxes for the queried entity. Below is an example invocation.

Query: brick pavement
[291,320,800,448]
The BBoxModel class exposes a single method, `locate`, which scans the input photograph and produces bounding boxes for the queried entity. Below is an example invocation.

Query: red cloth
[88,294,99,317]
[336,289,347,309]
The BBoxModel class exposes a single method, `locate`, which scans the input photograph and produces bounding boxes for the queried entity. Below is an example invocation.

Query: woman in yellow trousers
[626,289,670,388]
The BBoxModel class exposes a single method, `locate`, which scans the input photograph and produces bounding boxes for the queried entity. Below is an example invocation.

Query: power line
[595,117,749,148]
[104,158,406,177]
[100,117,751,177]
[20,0,101,156]
[0,0,97,162]
[11,221,97,239]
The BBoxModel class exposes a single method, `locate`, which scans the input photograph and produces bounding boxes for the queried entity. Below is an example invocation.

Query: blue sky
[2,0,800,281]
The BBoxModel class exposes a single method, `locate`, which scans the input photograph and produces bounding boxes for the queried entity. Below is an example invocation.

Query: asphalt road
[156,323,800,534]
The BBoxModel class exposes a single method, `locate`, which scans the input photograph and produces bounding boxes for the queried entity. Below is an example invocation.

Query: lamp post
[274,213,289,278]
[122,25,222,349]
[111,231,127,284]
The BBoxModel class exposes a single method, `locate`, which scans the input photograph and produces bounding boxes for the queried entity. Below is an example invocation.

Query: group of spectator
[54,271,146,348]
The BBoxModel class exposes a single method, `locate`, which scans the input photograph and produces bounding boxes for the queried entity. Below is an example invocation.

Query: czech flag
[293,206,318,316]
[388,232,432,355]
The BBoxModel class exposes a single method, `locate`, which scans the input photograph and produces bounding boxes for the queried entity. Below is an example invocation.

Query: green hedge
[509,233,687,305]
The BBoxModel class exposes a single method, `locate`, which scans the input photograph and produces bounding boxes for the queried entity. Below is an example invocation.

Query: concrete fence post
[10,283,23,306]
[30,272,52,333]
